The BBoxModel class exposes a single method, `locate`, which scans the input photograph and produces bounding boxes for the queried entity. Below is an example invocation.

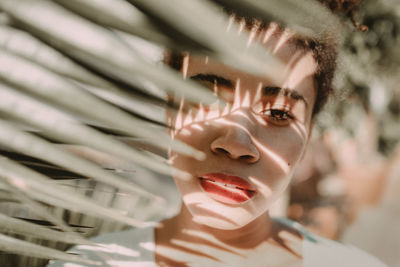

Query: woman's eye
[261,109,294,126]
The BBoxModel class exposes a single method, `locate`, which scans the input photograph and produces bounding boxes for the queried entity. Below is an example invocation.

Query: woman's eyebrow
[263,86,308,107]
[189,74,234,88]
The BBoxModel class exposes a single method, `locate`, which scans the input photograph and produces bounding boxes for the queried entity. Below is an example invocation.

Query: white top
[48,218,386,267]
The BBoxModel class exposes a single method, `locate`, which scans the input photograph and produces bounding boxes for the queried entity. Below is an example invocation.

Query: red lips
[199,173,256,204]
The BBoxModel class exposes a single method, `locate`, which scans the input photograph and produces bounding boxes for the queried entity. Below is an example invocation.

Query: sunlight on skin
[225,110,256,126]
[191,124,204,131]
[171,238,226,256]
[213,81,218,95]
[195,103,205,122]
[290,120,309,141]
[171,236,301,266]
[178,91,311,133]
[179,128,192,136]
[286,49,309,72]
[156,232,302,267]
[182,54,189,78]
[183,109,193,127]
[174,177,291,232]
[170,83,309,175]
[238,18,246,35]
[232,78,241,110]
[182,229,244,254]
[173,46,315,139]
[226,15,235,33]
[166,154,178,165]
[241,91,251,108]
[168,42,314,226]
[181,192,255,226]
[196,117,257,148]
[191,215,240,229]
[262,23,279,44]
[205,101,222,120]
[273,30,293,54]
[251,138,295,174]
[201,117,291,174]
[156,244,215,265]
[170,106,311,228]
[221,102,231,116]
[174,105,183,130]
[159,21,317,266]
[252,113,268,126]
[170,238,240,263]
[246,23,260,47]
[253,83,263,105]
[247,176,273,199]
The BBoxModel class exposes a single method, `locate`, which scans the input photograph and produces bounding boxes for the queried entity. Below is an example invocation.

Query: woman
[48,0,386,266]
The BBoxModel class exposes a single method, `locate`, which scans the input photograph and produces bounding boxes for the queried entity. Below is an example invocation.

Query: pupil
[272,110,285,119]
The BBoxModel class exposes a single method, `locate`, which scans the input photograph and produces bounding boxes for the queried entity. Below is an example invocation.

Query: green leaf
[0,120,162,201]
[0,180,81,234]
[55,0,171,47]
[0,48,200,159]
[78,82,166,125]
[0,0,219,106]
[0,24,116,89]
[0,157,151,227]
[0,233,101,264]
[0,82,190,180]
[0,213,93,245]
[129,0,286,82]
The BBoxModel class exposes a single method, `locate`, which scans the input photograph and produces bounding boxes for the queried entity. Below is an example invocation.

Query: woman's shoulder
[47,226,156,267]
[274,217,387,267]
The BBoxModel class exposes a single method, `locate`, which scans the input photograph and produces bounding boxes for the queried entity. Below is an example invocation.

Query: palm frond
[0,0,361,265]
[0,157,150,227]
[0,120,162,201]
[0,0,219,105]
[0,234,101,265]
[0,214,93,245]
[0,25,116,89]
[129,0,286,81]
[0,82,190,179]
[0,179,81,234]
[55,0,171,46]
[0,48,201,159]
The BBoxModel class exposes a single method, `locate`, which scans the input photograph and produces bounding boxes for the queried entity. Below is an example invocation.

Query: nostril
[239,155,253,160]
[215,147,230,155]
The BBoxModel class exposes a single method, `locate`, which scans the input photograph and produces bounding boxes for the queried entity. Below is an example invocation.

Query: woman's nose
[210,121,260,163]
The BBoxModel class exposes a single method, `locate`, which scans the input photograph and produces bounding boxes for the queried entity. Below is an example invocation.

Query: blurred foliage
[0,0,398,266]
[317,0,400,156]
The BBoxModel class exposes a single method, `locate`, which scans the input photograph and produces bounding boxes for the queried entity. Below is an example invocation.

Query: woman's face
[169,31,317,230]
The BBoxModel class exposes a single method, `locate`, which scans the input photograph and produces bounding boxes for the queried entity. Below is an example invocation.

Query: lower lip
[199,178,256,204]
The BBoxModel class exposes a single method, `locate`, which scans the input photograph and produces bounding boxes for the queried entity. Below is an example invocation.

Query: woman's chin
[192,215,251,230]
[181,191,272,230]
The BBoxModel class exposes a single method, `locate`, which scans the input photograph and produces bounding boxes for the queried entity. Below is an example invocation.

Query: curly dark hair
[165,0,363,116]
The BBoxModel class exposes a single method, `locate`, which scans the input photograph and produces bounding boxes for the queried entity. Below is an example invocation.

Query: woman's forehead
[184,22,316,78]
[184,50,317,108]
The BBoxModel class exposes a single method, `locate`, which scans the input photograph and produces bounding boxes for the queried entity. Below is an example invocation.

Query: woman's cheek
[260,127,307,168]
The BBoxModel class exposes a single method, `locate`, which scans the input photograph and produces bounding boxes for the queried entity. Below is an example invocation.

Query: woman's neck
[158,204,273,249]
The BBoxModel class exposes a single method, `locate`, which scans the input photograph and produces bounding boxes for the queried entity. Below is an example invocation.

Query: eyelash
[261,109,294,126]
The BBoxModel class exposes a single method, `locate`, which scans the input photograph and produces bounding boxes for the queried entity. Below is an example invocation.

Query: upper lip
[199,173,255,191]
